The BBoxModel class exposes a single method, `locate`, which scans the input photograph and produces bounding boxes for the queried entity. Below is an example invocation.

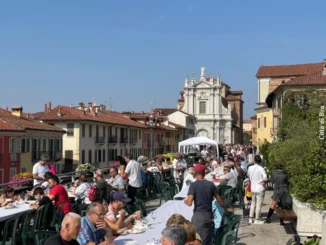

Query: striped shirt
[77,216,106,245]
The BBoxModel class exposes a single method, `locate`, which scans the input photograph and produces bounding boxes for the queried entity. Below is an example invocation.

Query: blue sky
[1,1,325,118]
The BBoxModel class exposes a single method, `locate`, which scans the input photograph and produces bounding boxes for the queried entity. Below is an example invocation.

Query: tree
[268,90,326,209]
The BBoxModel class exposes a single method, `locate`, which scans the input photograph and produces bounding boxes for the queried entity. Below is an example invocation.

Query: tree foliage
[268,90,326,209]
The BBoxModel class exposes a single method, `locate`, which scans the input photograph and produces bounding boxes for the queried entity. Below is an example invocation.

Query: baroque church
[177,67,243,144]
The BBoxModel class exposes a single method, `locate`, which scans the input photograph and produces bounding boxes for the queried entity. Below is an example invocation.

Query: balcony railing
[121,137,129,144]
[95,136,105,145]
[32,151,63,162]
[108,136,118,144]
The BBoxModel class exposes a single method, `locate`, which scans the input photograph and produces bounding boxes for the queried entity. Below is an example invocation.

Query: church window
[199,101,206,114]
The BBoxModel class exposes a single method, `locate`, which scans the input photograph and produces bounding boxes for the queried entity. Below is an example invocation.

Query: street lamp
[148,115,155,160]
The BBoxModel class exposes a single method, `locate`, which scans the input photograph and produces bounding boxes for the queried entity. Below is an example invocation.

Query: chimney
[95,107,99,116]
[99,104,104,110]
[44,103,48,112]
[11,106,23,118]
[48,102,52,111]
[5,107,8,111]
[57,106,62,117]
[88,102,92,108]
[323,59,326,76]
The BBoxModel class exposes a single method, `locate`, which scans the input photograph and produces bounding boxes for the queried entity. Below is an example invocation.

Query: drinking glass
[151,212,156,223]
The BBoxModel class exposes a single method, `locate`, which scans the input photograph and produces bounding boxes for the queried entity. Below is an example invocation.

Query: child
[30,187,52,209]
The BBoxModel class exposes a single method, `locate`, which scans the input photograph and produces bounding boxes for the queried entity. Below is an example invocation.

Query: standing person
[95,170,108,201]
[184,164,225,245]
[123,154,142,204]
[44,212,81,245]
[266,165,290,223]
[247,155,267,224]
[172,153,187,183]
[247,145,253,163]
[32,154,50,186]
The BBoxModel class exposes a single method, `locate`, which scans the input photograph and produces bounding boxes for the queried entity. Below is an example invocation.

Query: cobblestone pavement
[145,191,295,245]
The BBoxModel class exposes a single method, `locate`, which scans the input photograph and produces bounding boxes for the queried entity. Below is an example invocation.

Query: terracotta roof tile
[229,90,243,95]
[0,108,65,133]
[41,106,146,128]
[256,62,323,78]
[281,71,326,86]
[160,124,177,131]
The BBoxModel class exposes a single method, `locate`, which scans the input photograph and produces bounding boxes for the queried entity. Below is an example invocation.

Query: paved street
[145,191,296,245]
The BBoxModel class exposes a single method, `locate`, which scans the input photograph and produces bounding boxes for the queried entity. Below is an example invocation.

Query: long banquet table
[113,200,194,245]
[0,202,33,222]
[174,181,220,200]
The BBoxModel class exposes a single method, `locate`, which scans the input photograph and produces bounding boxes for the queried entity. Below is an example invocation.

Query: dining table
[0,201,33,222]
[174,181,220,200]
[113,200,194,245]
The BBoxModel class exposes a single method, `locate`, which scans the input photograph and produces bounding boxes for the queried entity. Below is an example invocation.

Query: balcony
[121,137,129,144]
[108,136,118,144]
[130,138,137,144]
[95,136,105,145]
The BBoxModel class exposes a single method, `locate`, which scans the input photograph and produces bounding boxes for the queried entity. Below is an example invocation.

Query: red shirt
[49,184,72,214]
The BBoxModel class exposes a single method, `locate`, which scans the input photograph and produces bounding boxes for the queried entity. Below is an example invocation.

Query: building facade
[39,103,145,172]
[0,107,64,183]
[178,67,243,144]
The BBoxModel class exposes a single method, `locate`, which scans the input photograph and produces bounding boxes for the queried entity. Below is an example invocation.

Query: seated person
[212,199,225,232]
[105,191,141,236]
[0,186,17,207]
[41,171,54,193]
[72,174,91,204]
[106,167,125,192]
[94,170,108,201]
[166,214,202,245]
[77,202,114,245]
[147,161,159,173]
[214,166,237,188]
[161,226,188,245]
[30,187,52,209]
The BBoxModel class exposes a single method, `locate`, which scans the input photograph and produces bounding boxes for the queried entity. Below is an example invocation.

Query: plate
[5,205,15,209]
[131,228,145,234]
[125,241,137,245]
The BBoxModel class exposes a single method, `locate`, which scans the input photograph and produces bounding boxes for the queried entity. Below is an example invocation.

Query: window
[21,138,30,153]
[98,150,102,162]
[258,118,260,128]
[67,123,74,136]
[10,167,16,179]
[21,167,26,173]
[89,125,92,137]
[88,150,92,163]
[95,150,98,163]
[139,130,141,139]
[9,138,21,153]
[103,149,105,162]
[277,97,281,109]
[82,124,85,137]
[199,101,206,114]
[96,125,99,138]
[264,117,266,128]
[42,138,47,152]
[103,126,106,137]
[81,150,85,164]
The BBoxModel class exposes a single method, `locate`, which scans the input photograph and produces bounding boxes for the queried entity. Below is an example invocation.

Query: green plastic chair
[227,215,242,243]
[223,188,234,207]
[135,198,148,217]
[1,213,25,245]
[216,230,235,245]
[34,231,57,245]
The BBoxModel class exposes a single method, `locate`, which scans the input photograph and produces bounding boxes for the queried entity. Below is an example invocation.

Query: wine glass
[151,211,156,224]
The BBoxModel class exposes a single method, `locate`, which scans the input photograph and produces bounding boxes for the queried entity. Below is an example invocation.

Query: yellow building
[255,105,273,146]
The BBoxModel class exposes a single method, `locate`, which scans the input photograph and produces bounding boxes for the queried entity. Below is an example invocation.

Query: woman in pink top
[48,161,56,175]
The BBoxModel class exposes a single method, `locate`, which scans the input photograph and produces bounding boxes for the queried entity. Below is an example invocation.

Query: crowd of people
[0,142,290,245]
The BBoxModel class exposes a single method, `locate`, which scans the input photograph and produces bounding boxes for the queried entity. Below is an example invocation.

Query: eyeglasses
[91,212,105,219]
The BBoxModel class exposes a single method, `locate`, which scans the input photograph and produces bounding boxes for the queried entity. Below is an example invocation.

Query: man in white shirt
[106,167,125,191]
[201,148,208,159]
[247,155,267,224]
[124,154,142,204]
[32,154,50,186]
[172,153,187,183]
[215,166,237,188]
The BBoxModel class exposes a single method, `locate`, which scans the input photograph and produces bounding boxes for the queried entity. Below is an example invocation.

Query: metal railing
[121,137,129,143]
[108,136,118,143]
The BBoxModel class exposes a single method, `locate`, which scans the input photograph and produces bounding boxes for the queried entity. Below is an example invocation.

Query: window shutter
[264,117,267,128]
[9,138,13,153]
[16,138,21,153]
[26,138,30,152]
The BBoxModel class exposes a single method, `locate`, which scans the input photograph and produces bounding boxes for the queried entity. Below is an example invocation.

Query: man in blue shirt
[77,202,114,245]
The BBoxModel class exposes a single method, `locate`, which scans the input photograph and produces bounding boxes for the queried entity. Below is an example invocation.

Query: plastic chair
[135,198,147,217]
[1,213,25,245]
[34,231,57,245]
[215,230,235,245]
[223,188,234,207]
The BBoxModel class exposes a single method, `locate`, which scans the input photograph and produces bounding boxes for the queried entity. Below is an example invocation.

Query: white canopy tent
[178,136,219,156]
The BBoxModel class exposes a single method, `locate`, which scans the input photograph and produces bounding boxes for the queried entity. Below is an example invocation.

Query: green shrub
[268,90,326,209]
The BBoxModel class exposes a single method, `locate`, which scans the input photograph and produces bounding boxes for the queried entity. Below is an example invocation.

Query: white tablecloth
[174,181,220,200]
[0,202,32,222]
[113,200,194,245]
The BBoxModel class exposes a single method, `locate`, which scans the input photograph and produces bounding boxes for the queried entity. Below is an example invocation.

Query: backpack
[88,186,99,201]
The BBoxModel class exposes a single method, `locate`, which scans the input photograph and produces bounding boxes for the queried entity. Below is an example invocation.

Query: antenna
[104,97,113,111]
[92,98,96,106]
[149,100,156,113]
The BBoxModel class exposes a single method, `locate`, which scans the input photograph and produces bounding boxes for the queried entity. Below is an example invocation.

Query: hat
[112,191,131,203]
[194,164,206,173]
[95,169,103,176]
[40,154,50,161]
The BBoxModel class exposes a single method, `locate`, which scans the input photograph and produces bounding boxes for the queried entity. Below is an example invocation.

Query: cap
[194,164,206,173]
[112,191,131,203]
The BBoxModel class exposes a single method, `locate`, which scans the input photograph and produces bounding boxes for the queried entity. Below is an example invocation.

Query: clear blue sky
[1,1,325,118]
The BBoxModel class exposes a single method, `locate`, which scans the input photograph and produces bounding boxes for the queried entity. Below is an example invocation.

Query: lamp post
[148,115,155,160]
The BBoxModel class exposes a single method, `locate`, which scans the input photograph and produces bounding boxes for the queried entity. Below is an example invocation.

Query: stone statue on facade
[200,66,206,79]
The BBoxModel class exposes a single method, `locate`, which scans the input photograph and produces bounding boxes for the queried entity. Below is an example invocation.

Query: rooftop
[256,62,323,78]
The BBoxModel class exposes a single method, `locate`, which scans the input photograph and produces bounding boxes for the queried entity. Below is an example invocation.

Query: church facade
[177,67,243,144]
